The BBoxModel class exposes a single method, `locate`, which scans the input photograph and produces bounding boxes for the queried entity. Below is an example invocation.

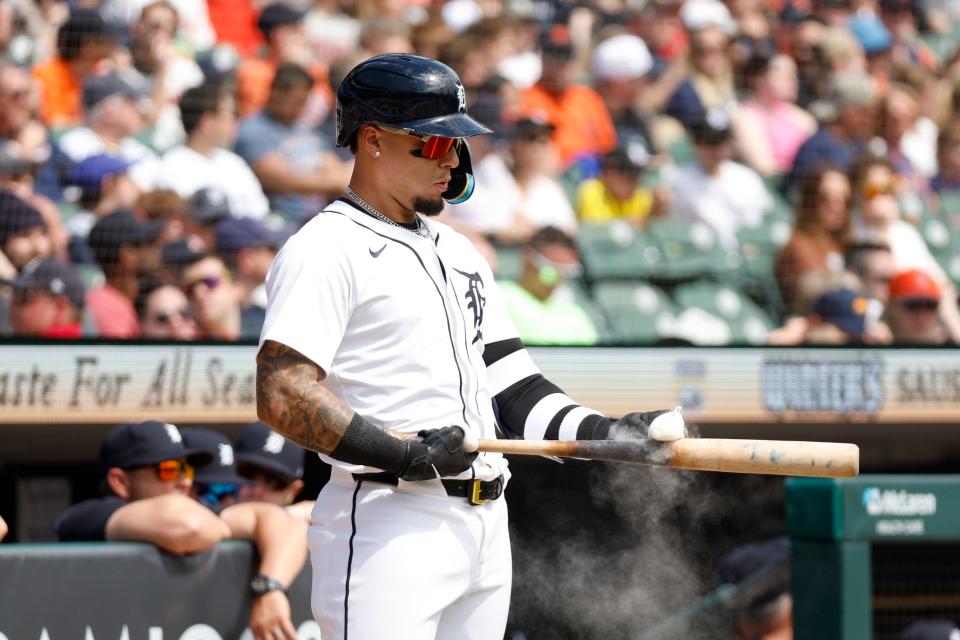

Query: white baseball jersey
[260,198,614,640]
[259,199,517,481]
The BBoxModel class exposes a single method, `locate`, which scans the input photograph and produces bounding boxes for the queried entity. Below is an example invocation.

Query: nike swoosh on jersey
[369,244,386,258]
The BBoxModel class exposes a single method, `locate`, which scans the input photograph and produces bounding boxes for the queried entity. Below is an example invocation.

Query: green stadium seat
[563,279,618,343]
[592,280,677,343]
[576,221,662,281]
[647,218,734,281]
[672,280,774,345]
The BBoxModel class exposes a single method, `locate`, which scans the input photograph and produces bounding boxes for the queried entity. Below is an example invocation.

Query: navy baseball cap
[900,620,960,640]
[99,420,213,473]
[2,258,86,307]
[88,209,164,254]
[83,72,148,112]
[257,3,306,38]
[215,217,285,255]
[180,428,250,485]
[0,191,46,245]
[813,288,874,337]
[234,421,305,481]
[68,153,133,192]
[189,188,232,225]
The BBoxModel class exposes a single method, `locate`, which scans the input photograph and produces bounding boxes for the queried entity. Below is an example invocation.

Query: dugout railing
[787,475,960,640]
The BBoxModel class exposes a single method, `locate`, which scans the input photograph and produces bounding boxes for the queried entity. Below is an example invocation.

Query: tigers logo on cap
[263,431,286,454]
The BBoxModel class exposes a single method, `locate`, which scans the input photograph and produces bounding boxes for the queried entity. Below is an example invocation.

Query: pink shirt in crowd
[740,100,810,173]
[86,285,140,339]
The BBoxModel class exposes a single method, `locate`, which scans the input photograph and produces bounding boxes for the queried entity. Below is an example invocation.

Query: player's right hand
[398,426,478,481]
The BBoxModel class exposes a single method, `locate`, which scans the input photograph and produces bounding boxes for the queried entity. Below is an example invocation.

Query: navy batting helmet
[336,54,490,203]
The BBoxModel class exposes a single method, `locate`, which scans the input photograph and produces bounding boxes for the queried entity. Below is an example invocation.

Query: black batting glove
[397,426,478,481]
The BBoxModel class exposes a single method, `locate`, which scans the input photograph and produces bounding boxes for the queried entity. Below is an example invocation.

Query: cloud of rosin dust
[509,460,741,640]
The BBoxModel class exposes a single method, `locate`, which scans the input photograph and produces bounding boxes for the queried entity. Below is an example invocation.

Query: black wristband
[330,414,411,474]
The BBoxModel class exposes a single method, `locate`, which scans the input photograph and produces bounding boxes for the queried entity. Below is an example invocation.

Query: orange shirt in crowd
[520,83,617,169]
[236,58,332,118]
[207,0,263,56]
[32,58,83,128]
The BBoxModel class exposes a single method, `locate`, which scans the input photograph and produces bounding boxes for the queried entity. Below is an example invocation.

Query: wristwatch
[250,574,286,597]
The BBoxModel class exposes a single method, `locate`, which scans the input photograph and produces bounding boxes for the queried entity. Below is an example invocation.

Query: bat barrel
[667,439,860,478]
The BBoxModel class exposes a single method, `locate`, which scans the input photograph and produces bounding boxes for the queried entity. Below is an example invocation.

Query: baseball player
[256,53,685,640]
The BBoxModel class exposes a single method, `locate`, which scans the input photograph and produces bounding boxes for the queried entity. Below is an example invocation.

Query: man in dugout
[55,419,307,640]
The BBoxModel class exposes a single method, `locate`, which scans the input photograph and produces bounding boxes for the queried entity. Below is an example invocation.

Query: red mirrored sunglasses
[378,125,461,160]
[155,459,194,481]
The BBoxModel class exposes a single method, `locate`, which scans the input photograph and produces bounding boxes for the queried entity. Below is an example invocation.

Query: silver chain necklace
[345,186,429,238]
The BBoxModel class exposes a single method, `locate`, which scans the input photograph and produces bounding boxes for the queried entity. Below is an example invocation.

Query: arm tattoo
[256,340,355,455]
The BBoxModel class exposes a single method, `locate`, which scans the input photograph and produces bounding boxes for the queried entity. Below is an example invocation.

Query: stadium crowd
[1,0,960,346]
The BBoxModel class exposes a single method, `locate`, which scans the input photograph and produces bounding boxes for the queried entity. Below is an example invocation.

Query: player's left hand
[609,407,688,442]
[249,590,297,640]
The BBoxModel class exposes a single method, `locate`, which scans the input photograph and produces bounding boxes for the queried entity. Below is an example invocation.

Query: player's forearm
[256,341,355,455]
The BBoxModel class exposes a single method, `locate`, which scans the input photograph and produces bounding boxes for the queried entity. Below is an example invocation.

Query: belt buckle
[469,479,488,506]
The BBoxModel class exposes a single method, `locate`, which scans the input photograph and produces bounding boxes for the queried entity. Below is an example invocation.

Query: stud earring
[374,151,381,158]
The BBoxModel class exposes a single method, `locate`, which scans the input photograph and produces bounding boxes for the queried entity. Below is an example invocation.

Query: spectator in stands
[881,83,938,186]
[86,210,163,339]
[886,269,950,344]
[576,146,659,227]
[931,122,960,194]
[235,63,351,222]
[0,144,67,261]
[66,154,143,244]
[32,7,121,127]
[498,226,597,345]
[136,277,198,341]
[215,217,283,338]
[127,0,205,152]
[845,156,960,342]
[58,73,162,191]
[520,26,617,170]
[848,155,952,287]
[0,62,49,165]
[899,619,960,640]
[235,421,313,523]
[775,166,851,312]
[0,514,6,542]
[846,242,896,306]
[718,536,793,640]
[806,287,888,345]
[0,191,50,271]
[508,115,578,240]
[665,0,738,130]
[54,420,306,639]
[186,188,231,250]
[180,252,243,341]
[158,80,270,219]
[662,113,770,250]
[734,50,816,178]
[590,33,657,162]
[138,189,187,246]
[5,258,86,338]
[181,428,248,511]
[784,71,877,196]
[236,3,327,122]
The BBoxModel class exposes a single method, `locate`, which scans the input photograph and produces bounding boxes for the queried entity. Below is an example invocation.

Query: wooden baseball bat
[464,437,859,478]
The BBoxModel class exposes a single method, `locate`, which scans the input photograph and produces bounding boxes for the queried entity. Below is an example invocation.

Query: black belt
[353,471,504,506]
